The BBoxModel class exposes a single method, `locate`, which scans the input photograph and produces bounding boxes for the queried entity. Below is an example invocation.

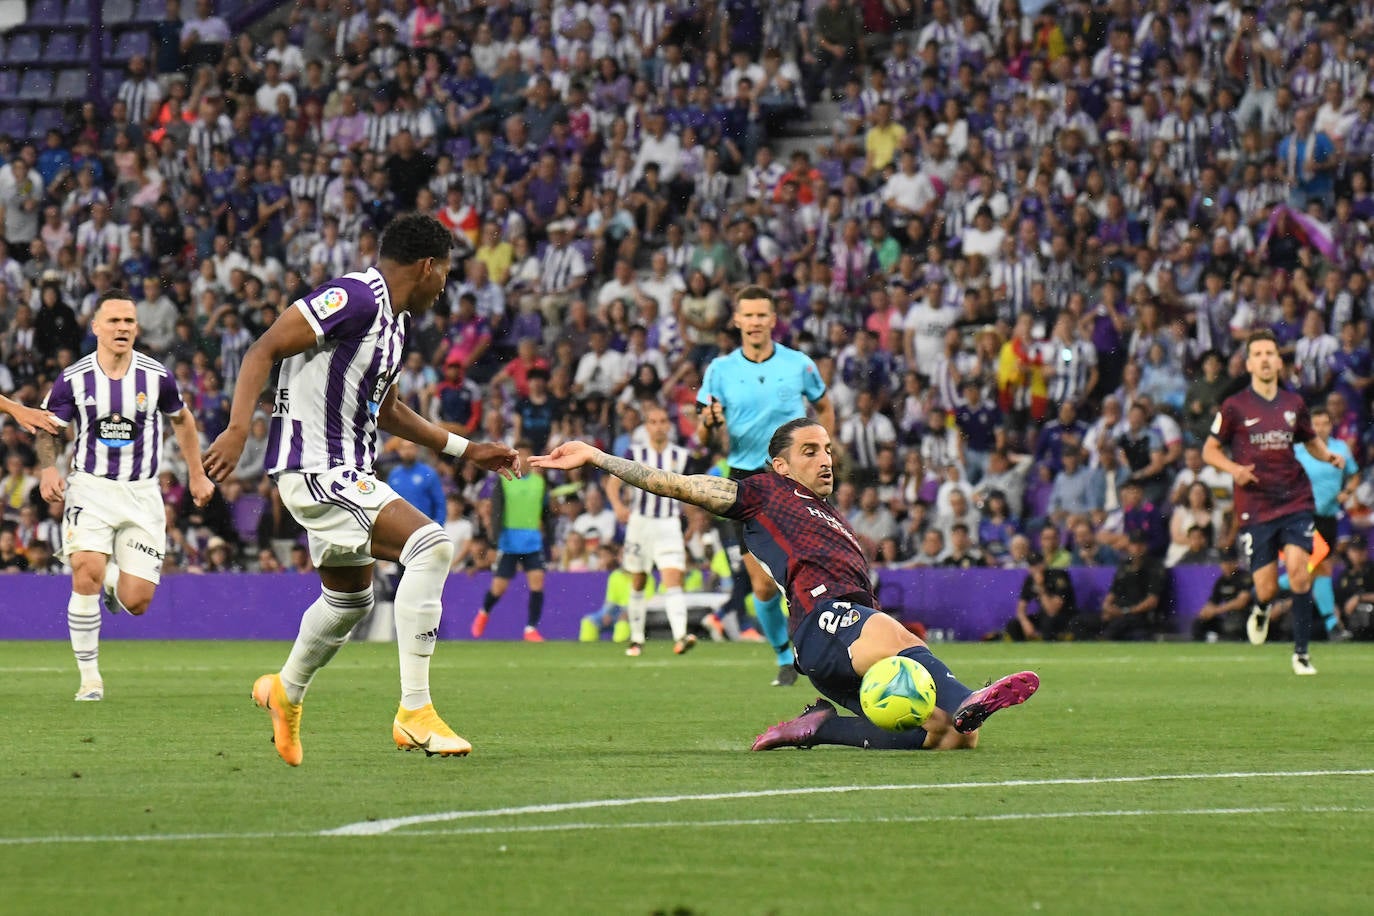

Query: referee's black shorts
[1315,514,1338,554]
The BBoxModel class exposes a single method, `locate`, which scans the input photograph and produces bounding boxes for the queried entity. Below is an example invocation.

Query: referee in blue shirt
[1294,406,1359,636]
[697,286,835,685]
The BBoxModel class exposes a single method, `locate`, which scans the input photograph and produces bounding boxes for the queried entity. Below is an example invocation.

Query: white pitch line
[2,804,1370,848]
[396,805,1374,838]
[323,768,1374,836]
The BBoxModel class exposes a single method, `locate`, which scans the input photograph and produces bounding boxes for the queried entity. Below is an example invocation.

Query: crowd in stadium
[1,0,1374,632]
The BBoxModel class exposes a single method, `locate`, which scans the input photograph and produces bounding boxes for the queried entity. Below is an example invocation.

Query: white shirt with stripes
[626,442,690,519]
[266,267,408,475]
[116,77,162,127]
[1295,334,1340,391]
[42,351,184,481]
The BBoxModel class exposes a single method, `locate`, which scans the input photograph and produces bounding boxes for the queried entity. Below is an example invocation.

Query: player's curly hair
[379,213,453,265]
[769,418,823,460]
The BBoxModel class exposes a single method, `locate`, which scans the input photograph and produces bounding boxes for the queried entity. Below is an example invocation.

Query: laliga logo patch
[309,287,348,320]
[356,479,376,494]
[1283,410,1296,427]
[839,609,861,628]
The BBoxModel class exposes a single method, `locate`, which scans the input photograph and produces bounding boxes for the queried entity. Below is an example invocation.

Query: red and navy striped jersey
[723,471,877,631]
[1210,386,1316,525]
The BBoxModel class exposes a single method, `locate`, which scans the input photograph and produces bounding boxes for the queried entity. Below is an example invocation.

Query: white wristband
[443,434,470,458]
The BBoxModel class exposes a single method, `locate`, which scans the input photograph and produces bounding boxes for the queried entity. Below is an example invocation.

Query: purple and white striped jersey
[267,267,408,475]
[42,351,184,481]
[627,443,690,519]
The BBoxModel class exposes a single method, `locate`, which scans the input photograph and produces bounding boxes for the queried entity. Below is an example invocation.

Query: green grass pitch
[2,640,1372,915]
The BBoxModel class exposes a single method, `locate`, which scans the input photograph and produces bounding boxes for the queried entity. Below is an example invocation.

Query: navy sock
[482,590,499,613]
[813,714,928,750]
[1291,591,1314,656]
[899,645,974,712]
[528,591,544,628]
[723,566,751,616]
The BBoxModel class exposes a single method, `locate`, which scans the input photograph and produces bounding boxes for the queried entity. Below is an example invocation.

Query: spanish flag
[997,337,1049,420]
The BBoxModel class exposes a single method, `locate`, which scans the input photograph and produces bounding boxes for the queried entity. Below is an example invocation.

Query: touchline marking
[1,804,1369,847]
[322,768,1374,836]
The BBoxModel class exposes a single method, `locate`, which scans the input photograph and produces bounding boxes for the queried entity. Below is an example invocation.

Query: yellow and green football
[859,656,937,732]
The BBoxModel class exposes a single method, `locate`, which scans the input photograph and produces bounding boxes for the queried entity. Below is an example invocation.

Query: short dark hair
[379,213,453,265]
[735,285,775,310]
[768,418,823,460]
[1309,405,1330,420]
[1245,327,1278,355]
[94,288,136,315]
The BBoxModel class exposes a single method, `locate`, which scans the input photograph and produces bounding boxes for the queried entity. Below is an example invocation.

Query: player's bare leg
[1248,560,1280,645]
[371,499,470,755]
[752,612,1037,751]
[847,612,1037,736]
[78,549,157,617]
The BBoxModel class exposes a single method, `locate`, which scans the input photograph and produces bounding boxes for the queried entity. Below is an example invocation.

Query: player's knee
[125,596,152,615]
[401,523,452,571]
[72,569,102,595]
[1288,567,1312,593]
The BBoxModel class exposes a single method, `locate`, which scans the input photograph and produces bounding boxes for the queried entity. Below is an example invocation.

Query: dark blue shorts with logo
[790,598,885,716]
[1239,511,1314,572]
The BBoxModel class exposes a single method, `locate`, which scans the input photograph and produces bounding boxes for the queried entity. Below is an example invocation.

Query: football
[859,656,937,732]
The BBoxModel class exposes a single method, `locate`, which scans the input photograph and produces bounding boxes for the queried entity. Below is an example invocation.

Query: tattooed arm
[36,428,69,503]
[530,441,740,516]
[593,452,740,516]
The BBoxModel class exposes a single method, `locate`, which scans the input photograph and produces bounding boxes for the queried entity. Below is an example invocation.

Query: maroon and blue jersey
[1210,386,1316,526]
[722,472,876,632]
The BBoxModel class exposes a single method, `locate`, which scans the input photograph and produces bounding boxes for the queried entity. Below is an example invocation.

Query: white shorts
[277,467,401,568]
[622,514,687,574]
[62,472,167,584]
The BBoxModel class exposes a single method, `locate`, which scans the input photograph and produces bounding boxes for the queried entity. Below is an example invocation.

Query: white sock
[394,524,453,711]
[628,589,647,644]
[103,561,132,613]
[280,586,374,704]
[664,587,688,642]
[68,592,101,682]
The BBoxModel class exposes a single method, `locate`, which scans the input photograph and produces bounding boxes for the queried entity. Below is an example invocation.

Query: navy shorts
[495,550,544,578]
[790,599,877,716]
[1239,512,1314,572]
